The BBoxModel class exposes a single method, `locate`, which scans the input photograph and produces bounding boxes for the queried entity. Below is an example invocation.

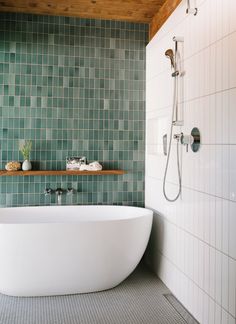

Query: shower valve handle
[174,133,194,152]
[44,188,53,196]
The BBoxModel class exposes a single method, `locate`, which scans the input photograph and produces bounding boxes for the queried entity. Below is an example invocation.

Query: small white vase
[22,160,32,171]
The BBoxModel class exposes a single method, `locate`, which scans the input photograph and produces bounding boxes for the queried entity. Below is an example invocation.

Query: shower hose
[163,75,182,202]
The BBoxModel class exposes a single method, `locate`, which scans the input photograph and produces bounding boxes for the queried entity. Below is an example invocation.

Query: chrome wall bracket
[186,0,198,16]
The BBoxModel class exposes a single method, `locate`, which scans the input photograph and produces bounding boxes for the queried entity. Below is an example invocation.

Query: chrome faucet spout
[55,188,63,205]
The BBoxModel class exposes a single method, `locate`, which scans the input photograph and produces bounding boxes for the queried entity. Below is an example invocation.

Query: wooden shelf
[0,170,126,176]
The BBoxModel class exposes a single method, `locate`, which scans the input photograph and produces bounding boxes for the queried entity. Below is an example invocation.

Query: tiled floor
[0,264,188,324]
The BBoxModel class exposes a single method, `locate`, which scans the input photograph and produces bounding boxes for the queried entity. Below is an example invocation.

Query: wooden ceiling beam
[149,0,182,41]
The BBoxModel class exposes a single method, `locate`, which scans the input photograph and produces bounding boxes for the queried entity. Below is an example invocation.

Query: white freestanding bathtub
[0,205,153,297]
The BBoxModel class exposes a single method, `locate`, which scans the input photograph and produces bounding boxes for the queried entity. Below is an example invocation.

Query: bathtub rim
[0,205,153,224]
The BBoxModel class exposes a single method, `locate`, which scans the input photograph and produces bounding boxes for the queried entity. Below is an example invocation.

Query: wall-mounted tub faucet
[44,187,76,205]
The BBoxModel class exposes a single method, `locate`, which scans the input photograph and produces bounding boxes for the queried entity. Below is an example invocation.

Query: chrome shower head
[165,49,175,69]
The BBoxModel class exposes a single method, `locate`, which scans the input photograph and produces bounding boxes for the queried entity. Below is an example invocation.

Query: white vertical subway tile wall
[145,0,236,323]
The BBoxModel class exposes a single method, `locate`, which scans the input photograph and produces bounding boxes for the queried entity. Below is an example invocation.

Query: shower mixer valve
[173,128,200,153]
[174,132,194,152]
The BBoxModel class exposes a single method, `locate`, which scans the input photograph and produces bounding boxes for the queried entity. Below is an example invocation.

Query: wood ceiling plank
[0,0,182,43]
[149,0,182,41]
[0,0,166,23]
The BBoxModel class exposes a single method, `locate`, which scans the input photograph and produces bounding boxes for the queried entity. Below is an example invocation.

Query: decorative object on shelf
[22,160,32,171]
[19,140,32,171]
[5,161,21,171]
[80,161,103,171]
[66,157,87,170]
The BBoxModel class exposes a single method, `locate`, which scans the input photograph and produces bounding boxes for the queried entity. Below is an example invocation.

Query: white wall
[145,1,236,323]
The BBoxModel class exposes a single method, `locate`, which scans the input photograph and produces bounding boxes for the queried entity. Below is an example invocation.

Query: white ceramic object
[80,161,102,171]
[0,205,153,297]
[22,160,32,171]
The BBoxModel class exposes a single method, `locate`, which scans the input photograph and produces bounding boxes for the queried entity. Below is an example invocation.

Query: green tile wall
[0,13,148,207]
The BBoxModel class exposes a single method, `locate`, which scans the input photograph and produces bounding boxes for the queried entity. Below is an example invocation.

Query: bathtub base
[0,205,153,297]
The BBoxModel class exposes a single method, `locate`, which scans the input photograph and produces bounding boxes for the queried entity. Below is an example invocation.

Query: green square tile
[0,12,147,207]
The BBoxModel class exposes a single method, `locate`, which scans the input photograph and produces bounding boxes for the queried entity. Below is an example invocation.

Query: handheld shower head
[165,49,175,69]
